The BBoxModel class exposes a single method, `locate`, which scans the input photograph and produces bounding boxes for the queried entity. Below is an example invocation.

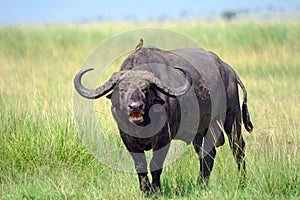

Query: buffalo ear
[153,98,165,105]
[106,92,112,99]
[149,85,165,105]
[151,90,165,105]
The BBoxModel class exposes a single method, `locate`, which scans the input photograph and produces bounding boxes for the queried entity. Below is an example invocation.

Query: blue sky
[0,0,299,24]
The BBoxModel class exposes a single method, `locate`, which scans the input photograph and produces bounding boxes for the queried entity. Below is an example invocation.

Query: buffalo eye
[139,104,144,110]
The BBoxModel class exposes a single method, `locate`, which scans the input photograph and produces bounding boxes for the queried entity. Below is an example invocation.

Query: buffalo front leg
[193,131,217,186]
[150,130,171,194]
[130,151,151,193]
[150,143,170,193]
[120,132,151,194]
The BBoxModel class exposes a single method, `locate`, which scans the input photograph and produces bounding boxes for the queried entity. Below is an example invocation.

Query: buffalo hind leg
[193,131,217,186]
[233,110,246,182]
[224,110,246,184]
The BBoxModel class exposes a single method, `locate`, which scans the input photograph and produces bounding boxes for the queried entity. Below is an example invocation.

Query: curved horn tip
[174,66,184,70]
[174,65,193,82]
[74,67,94,84]
[80,67,94,73]
[174,66,189,73]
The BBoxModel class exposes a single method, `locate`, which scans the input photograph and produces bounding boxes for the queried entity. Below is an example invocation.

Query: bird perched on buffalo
[135,38,143,51]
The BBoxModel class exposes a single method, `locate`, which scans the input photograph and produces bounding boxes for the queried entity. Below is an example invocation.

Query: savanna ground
[0,21,299,199]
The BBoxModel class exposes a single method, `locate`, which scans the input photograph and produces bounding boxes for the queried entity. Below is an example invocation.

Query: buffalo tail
[237,75,254,133]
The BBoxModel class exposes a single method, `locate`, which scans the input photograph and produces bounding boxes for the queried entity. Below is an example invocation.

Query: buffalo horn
[147,66,193,96]
[74,68,127,99]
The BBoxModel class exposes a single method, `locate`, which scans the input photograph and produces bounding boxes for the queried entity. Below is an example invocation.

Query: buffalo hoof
[142,185,161,198]
[197,177,209,189]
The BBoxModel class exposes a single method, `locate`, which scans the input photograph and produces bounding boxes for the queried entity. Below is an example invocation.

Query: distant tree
[221,11,237,20]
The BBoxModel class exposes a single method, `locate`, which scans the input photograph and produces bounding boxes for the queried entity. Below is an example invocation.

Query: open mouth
[129,111,144,124]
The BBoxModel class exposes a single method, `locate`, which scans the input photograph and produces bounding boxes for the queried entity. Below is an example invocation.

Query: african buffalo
[74,44,253,195]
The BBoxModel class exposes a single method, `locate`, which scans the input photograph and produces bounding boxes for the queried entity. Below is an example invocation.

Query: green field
[0,22,299,199]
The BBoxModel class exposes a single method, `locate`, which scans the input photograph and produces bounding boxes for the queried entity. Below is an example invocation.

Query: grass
[0,21,299,199]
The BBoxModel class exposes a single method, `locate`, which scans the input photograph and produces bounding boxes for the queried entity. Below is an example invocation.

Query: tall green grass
[0,22,299,199]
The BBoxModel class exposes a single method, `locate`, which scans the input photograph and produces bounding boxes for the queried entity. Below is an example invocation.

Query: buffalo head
[74,67,192,125]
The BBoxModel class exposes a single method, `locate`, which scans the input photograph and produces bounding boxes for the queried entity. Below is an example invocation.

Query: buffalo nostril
[128,102,143,111]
